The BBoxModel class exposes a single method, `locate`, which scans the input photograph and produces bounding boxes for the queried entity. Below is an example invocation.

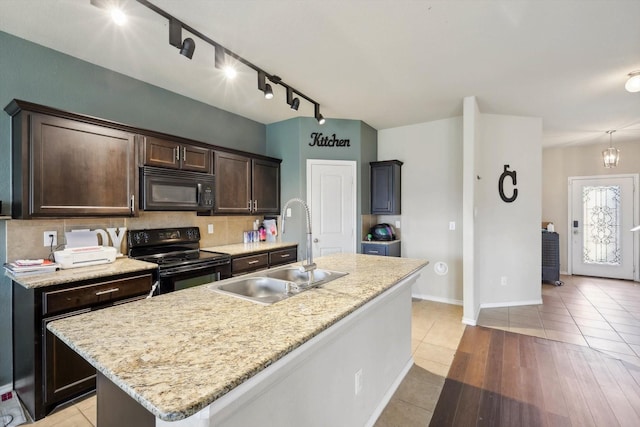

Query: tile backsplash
[6,212,264,261]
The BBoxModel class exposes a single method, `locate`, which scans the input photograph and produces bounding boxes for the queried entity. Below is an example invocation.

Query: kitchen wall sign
[308,132,351,147]
[498,164,518,203]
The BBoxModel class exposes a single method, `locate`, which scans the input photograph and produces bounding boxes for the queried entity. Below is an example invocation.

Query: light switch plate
[207,224,214,234]
[449,221,456,230]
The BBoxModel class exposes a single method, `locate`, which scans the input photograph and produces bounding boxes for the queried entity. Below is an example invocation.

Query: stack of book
[4,259,60,276]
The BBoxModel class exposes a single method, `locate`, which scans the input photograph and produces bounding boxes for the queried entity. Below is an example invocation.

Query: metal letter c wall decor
[498,164,518,203]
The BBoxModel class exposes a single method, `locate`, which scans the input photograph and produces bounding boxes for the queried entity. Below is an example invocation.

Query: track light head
[169,18,194,59]
[258,71,274,99]
[626,71,640,93]
[90,0,126,25]
[286,87,300,111]
[180,37,195,59]
[215,45,237,78]
[264,84,274,99]
[314,104,326,125]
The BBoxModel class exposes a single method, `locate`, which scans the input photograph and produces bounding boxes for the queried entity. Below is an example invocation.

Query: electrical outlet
[501,276,508,286]
[449,221,456,230]
[395,220,401,229]
[207,224,214,234]
[43,231,57,247]
[355,369,363,395]
[286,208,292,217]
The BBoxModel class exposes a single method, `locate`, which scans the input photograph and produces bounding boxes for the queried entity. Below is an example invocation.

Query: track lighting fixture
[169,18,195,59]
[314,104,325,125]
[286,88,300,111]
[258,72,274,99]
[626,71,640,93]
[132,0,326,122]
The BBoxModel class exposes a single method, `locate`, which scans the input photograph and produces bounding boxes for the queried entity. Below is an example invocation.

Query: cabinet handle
[387,201,390,210]
[95,288,120,296]
[182,147,186,162]
[130,195,135,215]
[248,200,252,211]
[175,147,180,161]
[247,260,260,265]
[280,254,290,258]
[369,250,379,254]
[253,200,258,211]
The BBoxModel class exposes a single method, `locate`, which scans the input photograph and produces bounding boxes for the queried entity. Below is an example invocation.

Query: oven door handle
[196,183,202,206]
[159,262,228,277]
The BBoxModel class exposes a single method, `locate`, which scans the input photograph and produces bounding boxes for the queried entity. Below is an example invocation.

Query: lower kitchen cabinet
[12,271,153,421]
[362,241,401,257]
[231,246,298,276]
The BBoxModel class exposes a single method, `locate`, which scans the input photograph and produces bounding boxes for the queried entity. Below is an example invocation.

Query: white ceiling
[1,0,639,147]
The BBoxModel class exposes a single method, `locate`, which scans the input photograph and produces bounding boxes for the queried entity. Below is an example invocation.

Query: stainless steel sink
[209,267,348,305]
[264,267,348,287]
[212,277,294,305]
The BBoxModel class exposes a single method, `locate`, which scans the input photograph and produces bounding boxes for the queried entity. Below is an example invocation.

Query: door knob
[313,238,319,243]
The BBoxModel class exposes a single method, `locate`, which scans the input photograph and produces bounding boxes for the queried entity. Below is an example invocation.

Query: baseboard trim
[480,299,543,309]
[412,293,463,306]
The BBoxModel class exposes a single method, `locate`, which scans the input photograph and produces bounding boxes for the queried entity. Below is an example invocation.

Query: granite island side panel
[47,253,427,421]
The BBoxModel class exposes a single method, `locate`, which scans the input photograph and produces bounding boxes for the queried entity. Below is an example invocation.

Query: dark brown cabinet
[12,272,153,421]
[370,160,403,215]
[6,101,137,218]
[141,135,211,173]
[231,245,298,275]
[214,151,281,214]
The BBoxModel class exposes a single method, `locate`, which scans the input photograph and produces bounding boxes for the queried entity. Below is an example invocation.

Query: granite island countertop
[201,241,297,256]
[47,253,428,422]
[7,257,158,289]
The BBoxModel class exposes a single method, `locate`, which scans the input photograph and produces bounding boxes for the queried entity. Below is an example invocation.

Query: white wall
[378,117,464,304]
[475,113,542,308]
[379,104,543,319]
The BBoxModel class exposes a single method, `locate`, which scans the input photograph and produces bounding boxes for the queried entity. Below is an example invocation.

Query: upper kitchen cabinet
[370,160,403,215]
[6,100,137,218]
[214,151,281,214]
[140,135,211,173]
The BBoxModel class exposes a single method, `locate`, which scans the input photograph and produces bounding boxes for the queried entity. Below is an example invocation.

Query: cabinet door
[181,144,211,173]
[142,136,181,169]
[371,164,393,214]
[214,151,252,213]
[252,158,280,214]
[44,312,96,408]
[30,114,136,217]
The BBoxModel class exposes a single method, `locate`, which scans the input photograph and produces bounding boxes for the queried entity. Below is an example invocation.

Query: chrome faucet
[281,198,317,275]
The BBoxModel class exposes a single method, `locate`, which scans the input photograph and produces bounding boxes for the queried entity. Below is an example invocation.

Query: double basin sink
[209,266,348,305]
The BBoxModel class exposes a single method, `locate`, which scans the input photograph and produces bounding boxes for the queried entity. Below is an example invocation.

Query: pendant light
[602,130,620,168]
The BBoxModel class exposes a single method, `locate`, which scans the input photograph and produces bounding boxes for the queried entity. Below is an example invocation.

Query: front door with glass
[570,175,638,280]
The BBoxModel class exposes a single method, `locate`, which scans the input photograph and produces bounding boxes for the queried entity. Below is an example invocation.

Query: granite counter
[47,253,428,423]
[8,257,158,289]
[200,241,297,257]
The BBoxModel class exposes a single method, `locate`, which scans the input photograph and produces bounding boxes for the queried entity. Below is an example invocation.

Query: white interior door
[307,160,356,256]
[569,175,638,280]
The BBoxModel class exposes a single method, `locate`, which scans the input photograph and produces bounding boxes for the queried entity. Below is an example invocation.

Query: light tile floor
[27,299,465,427]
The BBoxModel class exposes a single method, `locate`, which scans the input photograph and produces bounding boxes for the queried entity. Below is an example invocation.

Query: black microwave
[140,166,214,212]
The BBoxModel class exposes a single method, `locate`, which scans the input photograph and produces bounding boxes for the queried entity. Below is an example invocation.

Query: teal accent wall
[0,31,266,386]
[266,118,377,257]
